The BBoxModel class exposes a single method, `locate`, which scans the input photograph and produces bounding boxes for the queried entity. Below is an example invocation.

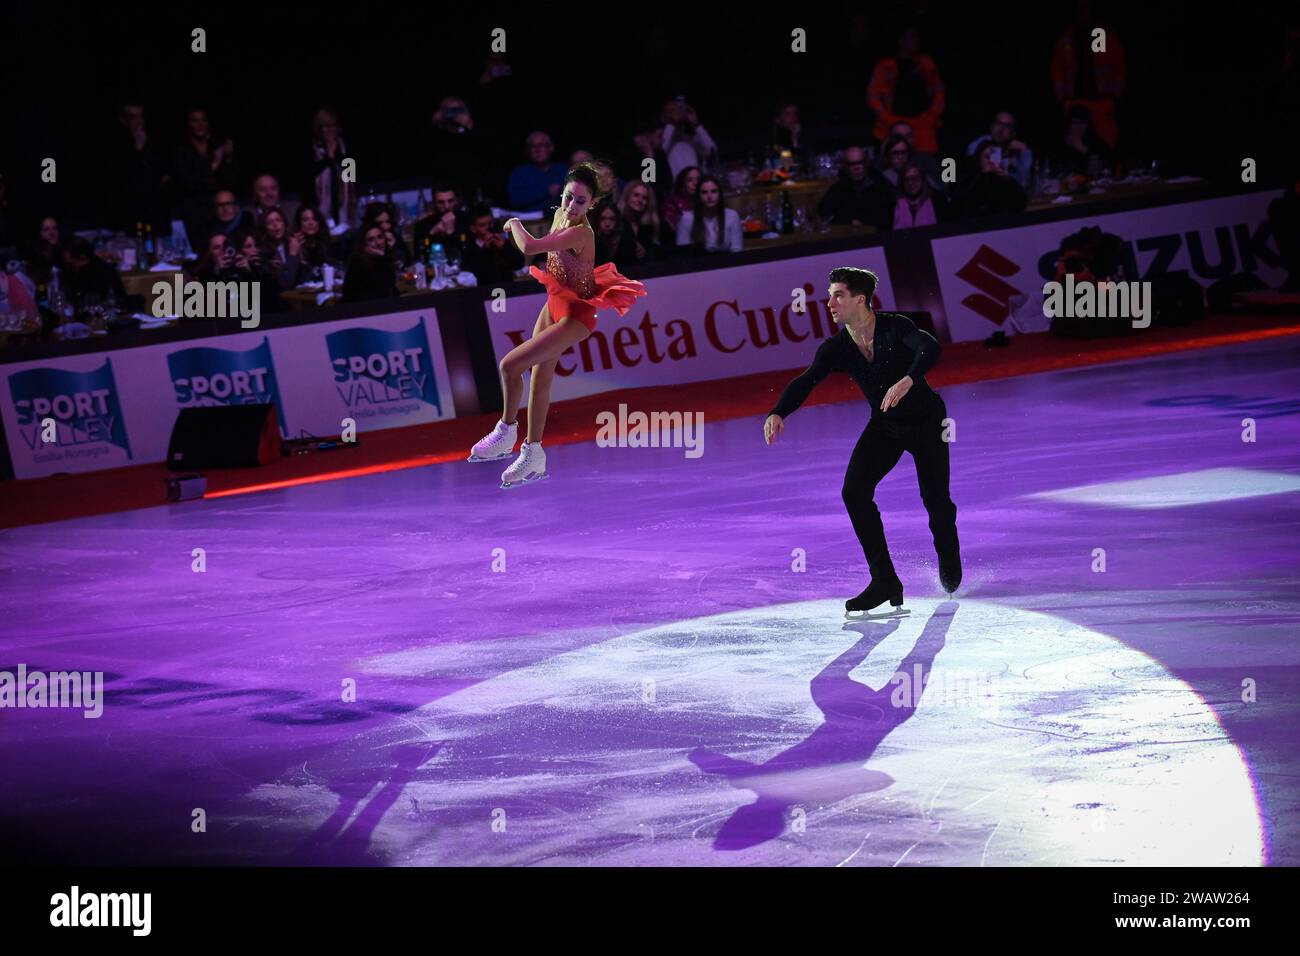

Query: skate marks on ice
[229,598,1263,865]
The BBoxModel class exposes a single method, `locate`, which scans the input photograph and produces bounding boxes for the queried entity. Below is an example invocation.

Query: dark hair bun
[565,162,606,200]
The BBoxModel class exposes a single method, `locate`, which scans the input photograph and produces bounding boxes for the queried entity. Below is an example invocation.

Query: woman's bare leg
[499,314,589,430]
[527,358,558,444]
[500,306,549,426]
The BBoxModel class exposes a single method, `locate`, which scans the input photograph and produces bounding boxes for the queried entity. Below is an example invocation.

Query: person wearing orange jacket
[1050,1,1126,149]
[866,27,946,155]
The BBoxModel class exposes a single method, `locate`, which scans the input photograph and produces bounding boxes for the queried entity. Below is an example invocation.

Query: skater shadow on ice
[288,741,444,864]
[689,601,957,851]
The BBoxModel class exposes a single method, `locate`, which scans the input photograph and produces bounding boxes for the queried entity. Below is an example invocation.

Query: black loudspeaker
[167,404,283,471]
[1150,273,1206,327]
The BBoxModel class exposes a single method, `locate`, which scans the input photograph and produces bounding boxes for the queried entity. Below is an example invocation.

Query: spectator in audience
[956,143,1028,218]
[309,107,354,227]
[342,224,399,303]
[507,132,567,212]
[414,182,468,257]
[966,111,1033,187]
[60,238,127,312]
[618,181,663,260]
[209,190,255,243]
[459,204,524,286]
[108,101,168,234]
[260,209,305,288]
[592,160,623,209]
[878,133,913,188]
[663,98,718,179]
[570,149,595,165]
[593,199,638,270]
[676,176,742,253]
[867,27,946,154]
[27,216,64,285]
[189,232,237,284]
[175,108,237,246]
[232,229,288,313]
[176,234,263,320]
[892,164,949,229]
[1050,0,1126,148]
[361,202,411,271]
[771,101,809,169]
[429,96,482,197]
[293,205,335,277]
[661,165,700,232]
[888,120,945,191]
[817,147,894,229]
[631,123,672,205]
[473,53,519,190]
[250,173,297,228]
[1053,104,1113,176]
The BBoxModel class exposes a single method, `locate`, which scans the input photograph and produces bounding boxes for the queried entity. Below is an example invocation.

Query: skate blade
[500,472,550,490]
[844,606,910,621]
[467,451,515,463]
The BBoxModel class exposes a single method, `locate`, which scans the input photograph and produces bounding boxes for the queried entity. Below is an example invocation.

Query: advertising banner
[931,192,1284,342]
[1,307,454,479]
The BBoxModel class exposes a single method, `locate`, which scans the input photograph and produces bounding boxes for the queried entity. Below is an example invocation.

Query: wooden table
[281,283,434,311]
[729,179,836,224]
[742,222,873,251]
[1025,176,1204,213]
[120,266,183,315]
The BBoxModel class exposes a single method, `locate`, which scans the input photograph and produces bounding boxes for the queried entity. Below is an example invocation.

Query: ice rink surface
[2,338,1296,865]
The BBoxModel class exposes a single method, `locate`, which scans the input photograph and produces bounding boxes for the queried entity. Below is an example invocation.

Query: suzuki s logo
[955,244,1022,324]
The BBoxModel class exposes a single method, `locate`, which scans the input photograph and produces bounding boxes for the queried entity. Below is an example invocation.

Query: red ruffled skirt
[529,262,647,332]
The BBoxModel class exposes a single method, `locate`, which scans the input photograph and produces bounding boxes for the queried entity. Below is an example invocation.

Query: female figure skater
[468,163,647,487]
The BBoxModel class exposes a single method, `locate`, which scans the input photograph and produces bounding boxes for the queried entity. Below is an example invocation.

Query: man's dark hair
[431,180,457,195]
[828,267,878,301]
[468,203,494,222]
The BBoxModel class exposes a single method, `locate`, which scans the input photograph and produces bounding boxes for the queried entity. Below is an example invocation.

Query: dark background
[5,0,1296,229]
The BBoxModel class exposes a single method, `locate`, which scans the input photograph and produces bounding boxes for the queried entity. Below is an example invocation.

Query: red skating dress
[529,245,647,332]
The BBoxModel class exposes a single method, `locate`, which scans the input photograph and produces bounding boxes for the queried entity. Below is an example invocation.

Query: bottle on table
[134,222,145,272]
[429,243,447,283]
[143,223,155,267]
[48,267,73,324]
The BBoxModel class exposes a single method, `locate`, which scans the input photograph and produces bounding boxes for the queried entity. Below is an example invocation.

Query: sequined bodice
[546,246,597,299]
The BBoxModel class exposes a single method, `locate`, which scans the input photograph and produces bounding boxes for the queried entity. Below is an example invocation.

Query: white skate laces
[467,419,518,462]
[501,441,548,488]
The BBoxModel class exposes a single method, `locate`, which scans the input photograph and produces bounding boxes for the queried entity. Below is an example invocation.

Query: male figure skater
[764,267,961,612]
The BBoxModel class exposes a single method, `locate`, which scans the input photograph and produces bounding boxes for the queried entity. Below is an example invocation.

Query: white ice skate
[467,419,518,462]
[500,441,548,489]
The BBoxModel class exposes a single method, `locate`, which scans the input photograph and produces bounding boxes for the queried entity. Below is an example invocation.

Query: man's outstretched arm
[765,338,837,444]
[770,337,837,420]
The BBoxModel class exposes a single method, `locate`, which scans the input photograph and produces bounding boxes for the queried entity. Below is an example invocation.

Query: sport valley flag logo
[9,359,132,460]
